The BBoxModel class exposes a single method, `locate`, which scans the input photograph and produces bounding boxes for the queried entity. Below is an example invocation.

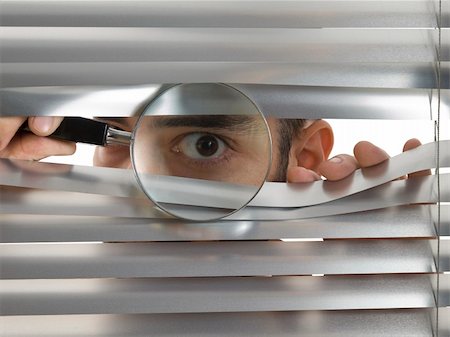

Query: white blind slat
[0,28,441,63]
[440,239,450,271]
[3,86,447,120]
[0,240,436,279]
[439,273,450,307]
[0,205,440,243]
[440,205,450,236]
[1,174,447,219]
[2,62,446,89]
[0,275,436,315]
[0,310,435,337]
[0,1,441,28]
[439,306,450,336]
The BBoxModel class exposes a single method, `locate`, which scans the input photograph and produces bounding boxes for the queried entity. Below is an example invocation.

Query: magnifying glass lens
[131,83,271,221]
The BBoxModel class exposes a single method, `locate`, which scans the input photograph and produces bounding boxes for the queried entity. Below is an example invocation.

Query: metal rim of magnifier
[129,83,273,222]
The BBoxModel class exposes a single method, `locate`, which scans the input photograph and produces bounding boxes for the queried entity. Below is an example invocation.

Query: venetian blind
[0,1,449,336]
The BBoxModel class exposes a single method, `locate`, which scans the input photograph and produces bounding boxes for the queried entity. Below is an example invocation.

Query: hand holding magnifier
[27,83,272,221]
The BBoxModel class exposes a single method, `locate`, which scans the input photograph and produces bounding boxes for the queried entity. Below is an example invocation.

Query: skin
[128,114,272,187]
[0,117,75,160]
[0,116,429,182]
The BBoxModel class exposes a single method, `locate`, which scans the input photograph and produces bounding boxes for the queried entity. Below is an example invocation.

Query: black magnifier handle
[20,117,131,146]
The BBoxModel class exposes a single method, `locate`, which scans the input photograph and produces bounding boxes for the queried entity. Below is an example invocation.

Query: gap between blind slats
[0,309,436,337]
[0,28,444,63]
[0,239,437,279]
[0,275,437,315]
[0,205,441,243]
[0,1,442,28]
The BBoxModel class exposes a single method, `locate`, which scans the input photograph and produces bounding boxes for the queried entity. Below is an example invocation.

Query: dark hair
[272,119,306,182]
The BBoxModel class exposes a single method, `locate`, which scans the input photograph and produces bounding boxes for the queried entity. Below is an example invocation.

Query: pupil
[196,135,219,157]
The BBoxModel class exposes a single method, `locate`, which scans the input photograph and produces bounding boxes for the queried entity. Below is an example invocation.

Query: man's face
[95,116,282,185]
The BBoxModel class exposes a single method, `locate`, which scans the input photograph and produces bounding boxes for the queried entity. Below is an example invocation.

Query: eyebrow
[150,115,261,132]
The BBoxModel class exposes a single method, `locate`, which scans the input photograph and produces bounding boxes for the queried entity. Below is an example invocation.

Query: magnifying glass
[28,83,272,221]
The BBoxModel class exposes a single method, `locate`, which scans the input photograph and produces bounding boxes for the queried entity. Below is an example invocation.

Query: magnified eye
[173,133,227,160]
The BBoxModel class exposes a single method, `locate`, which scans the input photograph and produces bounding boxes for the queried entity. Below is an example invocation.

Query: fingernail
[33,117,53,133]
[329,156,343,164]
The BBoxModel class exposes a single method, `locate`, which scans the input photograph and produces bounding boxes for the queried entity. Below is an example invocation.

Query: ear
[290,120,334,172]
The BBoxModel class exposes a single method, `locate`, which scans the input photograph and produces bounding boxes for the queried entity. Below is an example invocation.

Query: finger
[403,138,422,152]
[28,117,64,137]
[0,133,76,161]
[286,166,322,183]
[403,138,431,178]
[318,154,359,181]
[0,117,27,151]
[353,141,390,168]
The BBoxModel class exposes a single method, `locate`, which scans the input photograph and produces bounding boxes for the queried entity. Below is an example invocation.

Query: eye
[172,133,227,160]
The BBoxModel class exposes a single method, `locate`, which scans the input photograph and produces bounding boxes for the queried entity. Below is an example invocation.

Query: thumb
[28,117,64,136]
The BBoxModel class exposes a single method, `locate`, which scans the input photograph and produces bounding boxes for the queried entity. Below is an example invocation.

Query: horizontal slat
[0,28,443,63]
[250,140,449,207]
[1,174,447,220]
[0,205,439,243]
[440,239,450,272]
[0,239,436,279]
[222,174,448,220]
[440,204,450,236]
[0,275,436,315]
[0,158,143,200]
[439,306,450,336]
[2,62,446,89]
[3,86,447,120]
[0,310,435,337]
[0,186,164,219]
[236,86,446,121]
[0,1,441,28]
[1,141,447,207]
[439,274,450,307]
